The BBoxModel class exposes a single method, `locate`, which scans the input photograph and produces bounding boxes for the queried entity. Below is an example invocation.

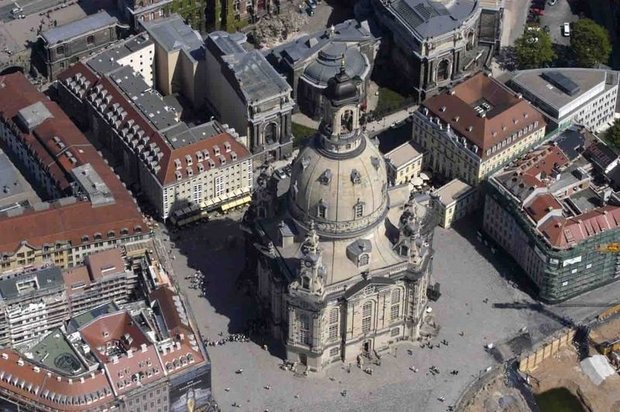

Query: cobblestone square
[154,211,582,412]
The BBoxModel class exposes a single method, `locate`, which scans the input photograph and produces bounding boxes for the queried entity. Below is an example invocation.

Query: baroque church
[242,66,436,372]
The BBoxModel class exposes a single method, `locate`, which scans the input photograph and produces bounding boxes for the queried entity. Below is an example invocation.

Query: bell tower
[295,221,325,295]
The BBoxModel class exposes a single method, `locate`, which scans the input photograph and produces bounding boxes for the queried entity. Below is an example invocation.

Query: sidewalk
[365,106,417,135]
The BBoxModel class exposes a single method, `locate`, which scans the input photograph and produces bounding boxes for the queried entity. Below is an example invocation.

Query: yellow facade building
[411,73,547,187]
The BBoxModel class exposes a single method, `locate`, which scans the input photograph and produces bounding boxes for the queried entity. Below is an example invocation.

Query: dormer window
[196,151,204,162]
[319,169,332,185]
[231,151,237,161]
[351,169,361,184]
[174,159,182,170]
[358,253,369,267]
[107,231,116,238]
[213,145,220,156]
[224,142,231,152]
[81,235,89,242]
[219,155,226,165]
[185,154,192,166]
[187,167,193,177]
[353,200,364,219]
[175,170,182,181]
[317,200,327,219]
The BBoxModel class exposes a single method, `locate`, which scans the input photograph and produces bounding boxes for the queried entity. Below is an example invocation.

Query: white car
[562,22,571,37]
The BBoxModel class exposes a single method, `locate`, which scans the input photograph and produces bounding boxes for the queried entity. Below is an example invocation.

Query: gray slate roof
[142,14,204,60]
[382,0,478,39]
[222,50,291,104]
[42,11,118,45]
[0,266,64,301]
[270,19,374,66]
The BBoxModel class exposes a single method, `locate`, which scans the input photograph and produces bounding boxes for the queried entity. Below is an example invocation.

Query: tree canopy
[514,30,555,70]
[605,119,620,149]
[571,19,612,67]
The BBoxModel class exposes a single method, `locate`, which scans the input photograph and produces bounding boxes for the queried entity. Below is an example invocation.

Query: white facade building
[508,68,619,132]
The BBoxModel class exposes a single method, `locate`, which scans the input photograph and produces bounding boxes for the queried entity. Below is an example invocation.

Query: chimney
[141,343,148,353]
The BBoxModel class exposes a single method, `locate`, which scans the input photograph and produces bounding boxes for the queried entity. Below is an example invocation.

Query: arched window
[437,59,450,82]
[391,289,401,321]
[317,200,327,219]
[301,276,310,289]
[358,253,369,267]
[87,35,95,45]
[341,109,354,133]
[399,245,409,256]
[353,201,364,219]
[362,301,372,333]
[298,313,311,345]
[264,123,277,145]
[328,308,339,340]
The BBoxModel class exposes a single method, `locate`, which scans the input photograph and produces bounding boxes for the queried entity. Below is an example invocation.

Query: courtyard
[151,208,613,412]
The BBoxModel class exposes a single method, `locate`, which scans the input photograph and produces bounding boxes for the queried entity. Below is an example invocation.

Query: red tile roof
[524,193,563,223]
[0,350,113,410]
[423,73,546,159]
[0,72,146,254]
[515,145,570,178]
[58,63,251,186]
[539,206,620,248]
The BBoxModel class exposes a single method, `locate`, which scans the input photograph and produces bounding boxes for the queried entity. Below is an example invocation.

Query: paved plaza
[151,208,613,412]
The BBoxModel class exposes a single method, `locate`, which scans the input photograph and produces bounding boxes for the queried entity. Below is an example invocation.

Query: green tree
[605,119,620,149]
[571,18,612,67]
[514,29,555,69]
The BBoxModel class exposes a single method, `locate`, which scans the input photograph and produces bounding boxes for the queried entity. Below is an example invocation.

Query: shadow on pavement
[169,216,286,360]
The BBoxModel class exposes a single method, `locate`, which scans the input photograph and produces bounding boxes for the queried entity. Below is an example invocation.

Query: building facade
[370,0,490,101]
[507,68,619,132]
[243,68,436,372]
[483,133,620,302]
[205,31,295,164]
[0,284,212,411]
[430,178,476,228]
[384,141,424,186]
[0,248,137,347]
[56,62,253,221]
[0,73,148,272]
[37,12,124,80]
[267,20,378,120]
[411,73,547,187]
[117,0,173,30]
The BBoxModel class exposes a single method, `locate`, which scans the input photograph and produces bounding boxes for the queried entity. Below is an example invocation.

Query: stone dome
[288,134,388,238]
[302,46,368,86]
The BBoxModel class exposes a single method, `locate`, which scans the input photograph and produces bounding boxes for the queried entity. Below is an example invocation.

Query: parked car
[562,22,570,36]
[306,0,316,9]
[548,0,557,5]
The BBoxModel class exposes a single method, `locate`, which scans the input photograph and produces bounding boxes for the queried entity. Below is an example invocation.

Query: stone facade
[37,12,123,81]
[243,68,436,372]
[370,0,489,101]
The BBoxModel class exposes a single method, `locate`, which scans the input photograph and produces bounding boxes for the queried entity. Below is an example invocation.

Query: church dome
[288,134,388,238]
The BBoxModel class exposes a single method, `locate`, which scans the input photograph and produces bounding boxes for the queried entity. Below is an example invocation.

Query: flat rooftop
[433,178,474,206]
[142,14,203,60]
[27,329,88,375]
[110,66,178,131]
[0,266,64,301]
[508,68,615,113]
[0,149,40,209]
[164,121,224,149]
[87,34,153,75]
[385,141,423,168]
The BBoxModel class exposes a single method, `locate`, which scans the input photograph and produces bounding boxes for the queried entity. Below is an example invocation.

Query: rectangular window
[329,347,339,356]
[328,323,338,340]
[298,314,311,345]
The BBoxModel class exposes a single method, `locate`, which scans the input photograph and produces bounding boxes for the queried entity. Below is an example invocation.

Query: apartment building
[412,73,547,187]
[384,141,424,186]
[507,68,619,132]
[0,73,148,272]
[0,248,138,347]
[56,62,253,220]
[0,285,211,411]
[430,178,477,228]
[483,128,620,302]
[36,11,124,80]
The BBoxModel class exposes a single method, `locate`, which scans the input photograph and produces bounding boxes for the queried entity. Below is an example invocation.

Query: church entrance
[299,353,307,366]
[362,340,372,355]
